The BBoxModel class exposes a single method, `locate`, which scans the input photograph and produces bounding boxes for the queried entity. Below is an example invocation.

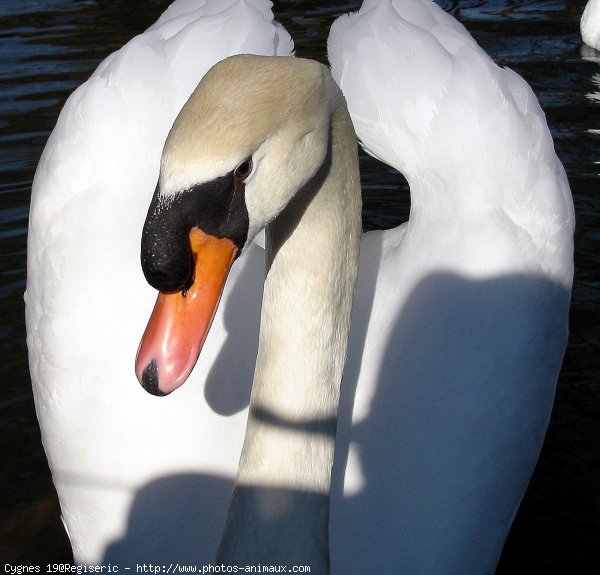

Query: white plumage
[27,0,291,563]
[582,0,600,50]
[26,0,573,571]
[329,2,573,572]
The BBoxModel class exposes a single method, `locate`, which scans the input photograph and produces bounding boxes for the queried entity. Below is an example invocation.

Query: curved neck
[217,93,361,571]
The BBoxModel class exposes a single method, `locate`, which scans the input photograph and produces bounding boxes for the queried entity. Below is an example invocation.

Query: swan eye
[234,158,253,182]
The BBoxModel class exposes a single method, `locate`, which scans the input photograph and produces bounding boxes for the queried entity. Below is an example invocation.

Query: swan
[582,0,600,50]
[26,0,574,572]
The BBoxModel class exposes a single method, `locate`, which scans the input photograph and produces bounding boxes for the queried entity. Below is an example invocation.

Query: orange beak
[135,227,237,395]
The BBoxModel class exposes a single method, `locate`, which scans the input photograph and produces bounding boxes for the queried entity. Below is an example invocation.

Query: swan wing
[328,0,573,280]
[328,2,574,573]
[328,0,472,174]
[26,0,290,564]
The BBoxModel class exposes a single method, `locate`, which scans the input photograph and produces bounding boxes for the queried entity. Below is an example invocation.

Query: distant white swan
[26,0,574,572]
[582,0,600,50]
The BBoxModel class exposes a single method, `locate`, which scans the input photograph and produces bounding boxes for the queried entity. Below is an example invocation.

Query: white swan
[582,0,600,50]
[26,0,574,572]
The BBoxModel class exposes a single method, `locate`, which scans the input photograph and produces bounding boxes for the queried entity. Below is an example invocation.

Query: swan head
[136,55,338,395]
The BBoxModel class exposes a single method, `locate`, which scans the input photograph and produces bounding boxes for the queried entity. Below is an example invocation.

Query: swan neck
[217,90,361,569]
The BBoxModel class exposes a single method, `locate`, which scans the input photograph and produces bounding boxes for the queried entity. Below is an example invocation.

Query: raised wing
[328,0,573,280]
[26,0,291,563]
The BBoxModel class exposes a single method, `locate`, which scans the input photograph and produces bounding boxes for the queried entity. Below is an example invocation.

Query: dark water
[0,0,598,570]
